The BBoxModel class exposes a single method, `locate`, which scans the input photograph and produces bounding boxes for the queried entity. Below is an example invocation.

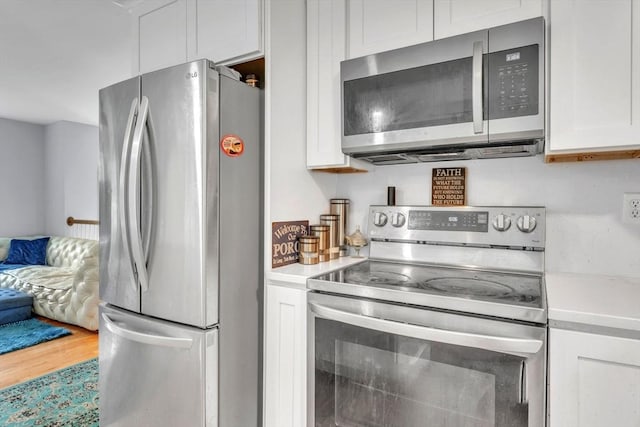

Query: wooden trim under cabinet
[545,149,640,163]
[310,166,369,174]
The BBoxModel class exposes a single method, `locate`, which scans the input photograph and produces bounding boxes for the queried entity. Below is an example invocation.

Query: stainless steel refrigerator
[98,59,262,427]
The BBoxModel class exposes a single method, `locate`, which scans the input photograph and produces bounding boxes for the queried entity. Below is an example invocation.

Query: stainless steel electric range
[307,205,547,427]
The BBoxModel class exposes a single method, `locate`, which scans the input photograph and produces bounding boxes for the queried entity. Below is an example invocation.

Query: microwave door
[487,17,545,144]
[341,30,489,155]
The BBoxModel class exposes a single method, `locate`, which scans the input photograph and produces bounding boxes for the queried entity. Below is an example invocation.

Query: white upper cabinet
[135,0,189,74]
[306,0,372,171]
[133,0,263,75]
[347,0,434,58]
[187,0,262,65]
[545,0,640,161]
[434,0,543,39]
[549,328,640,427]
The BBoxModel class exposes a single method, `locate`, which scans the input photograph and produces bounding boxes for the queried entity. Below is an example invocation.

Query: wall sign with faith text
[432,167,467,206]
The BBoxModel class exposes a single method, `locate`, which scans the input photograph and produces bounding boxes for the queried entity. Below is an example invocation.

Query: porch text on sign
[271,220,309,268]
[431,167,467,206]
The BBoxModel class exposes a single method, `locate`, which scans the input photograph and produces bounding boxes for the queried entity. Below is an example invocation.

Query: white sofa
[0,236,99,331]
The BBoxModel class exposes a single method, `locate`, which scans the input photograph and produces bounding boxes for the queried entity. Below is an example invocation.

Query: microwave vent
[349,139,544,165]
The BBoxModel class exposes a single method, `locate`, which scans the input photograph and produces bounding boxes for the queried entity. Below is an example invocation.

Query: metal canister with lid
[310,224,330,262]
[330,198,350,257]
[319,214,340,260]
[298,235,319,265]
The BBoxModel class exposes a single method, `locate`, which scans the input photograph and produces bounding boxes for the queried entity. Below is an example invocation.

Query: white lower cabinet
[549,328,640,427]
[264,282,307,427]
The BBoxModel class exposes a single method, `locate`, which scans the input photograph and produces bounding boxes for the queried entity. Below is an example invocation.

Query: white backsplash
[336,156,640,278]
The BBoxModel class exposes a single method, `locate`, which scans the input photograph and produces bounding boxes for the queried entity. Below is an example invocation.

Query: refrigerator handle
[141,123,154,264]
[102,313,193,349]
[118,98,139,289]
[129,96,150,292]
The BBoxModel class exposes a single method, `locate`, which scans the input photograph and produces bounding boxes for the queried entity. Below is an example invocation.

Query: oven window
[314,318,528,427]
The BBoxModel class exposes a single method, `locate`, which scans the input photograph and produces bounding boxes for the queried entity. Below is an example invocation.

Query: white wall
[265,0,338,268]
[337,156,640,278]
[44,121,99,237]
[0,118,46,235]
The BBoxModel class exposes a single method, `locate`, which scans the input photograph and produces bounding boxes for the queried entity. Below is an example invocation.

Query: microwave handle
[472,40,484,134]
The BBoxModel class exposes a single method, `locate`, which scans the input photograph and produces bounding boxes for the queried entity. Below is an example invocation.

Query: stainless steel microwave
[340,17,545,165]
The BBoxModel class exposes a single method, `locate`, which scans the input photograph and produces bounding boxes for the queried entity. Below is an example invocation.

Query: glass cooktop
[308,260,545,323]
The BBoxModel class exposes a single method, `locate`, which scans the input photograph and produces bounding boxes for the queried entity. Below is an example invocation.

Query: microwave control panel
[488,44,539,120]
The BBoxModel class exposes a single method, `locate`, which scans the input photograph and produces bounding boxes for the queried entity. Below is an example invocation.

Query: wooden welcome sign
[271,220,309,268]
[432,167,467,206]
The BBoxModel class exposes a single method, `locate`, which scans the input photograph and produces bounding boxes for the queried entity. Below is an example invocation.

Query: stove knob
[517,215,537,233]
[492,214,511,231]
[373,212,388,227]
[390,212,406,228]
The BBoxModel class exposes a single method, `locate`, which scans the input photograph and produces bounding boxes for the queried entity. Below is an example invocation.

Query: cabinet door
[347,0,434,58]
[434,0,543,39]
[306,0,372,171]
[186,0,263,65]
[264,284,307,427]
[549,328,640,427]
[134,0,188,74]
[546,0,640,160]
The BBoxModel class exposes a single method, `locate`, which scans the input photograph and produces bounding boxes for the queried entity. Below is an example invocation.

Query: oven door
[307,292,546,427]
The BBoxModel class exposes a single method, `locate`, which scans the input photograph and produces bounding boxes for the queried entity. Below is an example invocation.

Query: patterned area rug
[0,318,71,355]
[0,358,98,426]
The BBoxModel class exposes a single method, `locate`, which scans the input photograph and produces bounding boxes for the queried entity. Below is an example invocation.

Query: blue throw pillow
[5,237,50,265]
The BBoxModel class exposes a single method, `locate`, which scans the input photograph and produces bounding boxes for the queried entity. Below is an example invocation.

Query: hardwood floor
[0,316,98,389]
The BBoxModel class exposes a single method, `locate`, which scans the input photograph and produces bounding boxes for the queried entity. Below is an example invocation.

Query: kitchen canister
[298,235,319,265]
[319,214,340,260]
[330,198,350,257]
[310,224,330,262]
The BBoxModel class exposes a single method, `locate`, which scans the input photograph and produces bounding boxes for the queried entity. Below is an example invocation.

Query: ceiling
[0,0,133,126]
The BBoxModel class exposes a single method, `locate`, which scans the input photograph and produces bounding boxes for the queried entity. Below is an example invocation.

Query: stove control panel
[368,206,545,249]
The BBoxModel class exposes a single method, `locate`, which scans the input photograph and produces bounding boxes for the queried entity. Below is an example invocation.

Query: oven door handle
[309,302,543,356]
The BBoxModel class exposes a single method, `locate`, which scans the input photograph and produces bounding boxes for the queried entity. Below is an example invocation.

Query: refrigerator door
[99,303,218,426]
[139,60,219,327]
[99,76,142,313]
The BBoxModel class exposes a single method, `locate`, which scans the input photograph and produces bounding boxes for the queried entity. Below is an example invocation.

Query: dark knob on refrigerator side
[373,212,388,227]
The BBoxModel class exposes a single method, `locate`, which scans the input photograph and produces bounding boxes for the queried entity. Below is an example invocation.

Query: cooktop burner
[419,277,514,297]
[315,260,543,310]
[347,270,414,287]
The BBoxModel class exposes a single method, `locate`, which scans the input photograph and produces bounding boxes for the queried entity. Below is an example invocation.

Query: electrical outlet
[623,193,640,224]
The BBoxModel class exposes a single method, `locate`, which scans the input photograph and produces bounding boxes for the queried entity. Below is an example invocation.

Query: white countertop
[546,272,640,333]
[268,264,640,332]
[266,256,367,290]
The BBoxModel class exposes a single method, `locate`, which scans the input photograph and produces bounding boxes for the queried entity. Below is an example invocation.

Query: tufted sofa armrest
[47,237,99,330]
[0,237,11,261]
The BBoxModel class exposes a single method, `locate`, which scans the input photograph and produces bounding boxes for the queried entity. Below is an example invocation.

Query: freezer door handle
[118,98,139,291]
[309,302,543,356]
[128,96,150,292]
[102,313,194,349]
